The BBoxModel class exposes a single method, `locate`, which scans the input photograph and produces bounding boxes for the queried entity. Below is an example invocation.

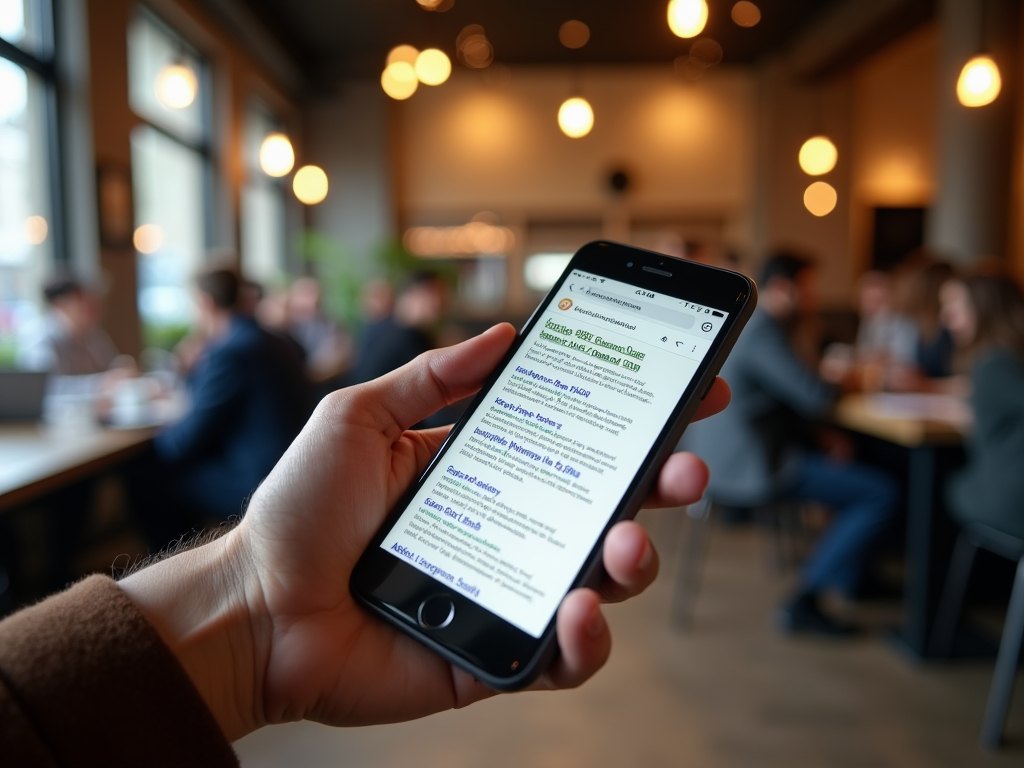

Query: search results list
[381,273,726,637]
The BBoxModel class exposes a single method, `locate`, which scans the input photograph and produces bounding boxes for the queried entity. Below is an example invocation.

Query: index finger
[692,377,730,422]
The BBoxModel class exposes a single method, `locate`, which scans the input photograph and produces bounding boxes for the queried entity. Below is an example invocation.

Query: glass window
[0,0,53,367]
[127,10,209,347]
[0,0,51,59]
[240,104,286,285]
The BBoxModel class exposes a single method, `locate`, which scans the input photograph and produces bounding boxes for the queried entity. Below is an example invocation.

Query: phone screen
[379,268,731,638]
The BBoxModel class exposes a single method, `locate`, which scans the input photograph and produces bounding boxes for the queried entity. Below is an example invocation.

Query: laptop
[0,371,49,422]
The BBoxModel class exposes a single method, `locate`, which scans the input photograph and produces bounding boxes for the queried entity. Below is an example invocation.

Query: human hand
[121,323,730,741]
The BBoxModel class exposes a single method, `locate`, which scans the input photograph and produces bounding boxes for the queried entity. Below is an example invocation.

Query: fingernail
[638,538,654,570]
[587,605,606,638]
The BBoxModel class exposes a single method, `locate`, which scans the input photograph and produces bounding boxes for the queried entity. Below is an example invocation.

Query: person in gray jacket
[682,253,898,636]
[941,273,1024,540]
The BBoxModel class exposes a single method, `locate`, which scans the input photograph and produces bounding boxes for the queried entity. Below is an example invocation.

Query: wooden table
[834,393,970,660]
[0,424,155,513]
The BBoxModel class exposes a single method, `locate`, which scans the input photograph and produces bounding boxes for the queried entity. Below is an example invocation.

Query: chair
[671,496,808,630]
[929,522,1024,750]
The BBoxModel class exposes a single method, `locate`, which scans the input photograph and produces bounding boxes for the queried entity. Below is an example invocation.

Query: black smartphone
[350,240,756,690]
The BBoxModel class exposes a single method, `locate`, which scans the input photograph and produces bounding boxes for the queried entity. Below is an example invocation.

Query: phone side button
[417,595,456,629]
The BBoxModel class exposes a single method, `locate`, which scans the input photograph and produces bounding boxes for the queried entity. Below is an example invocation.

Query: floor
[234,509,1024,768]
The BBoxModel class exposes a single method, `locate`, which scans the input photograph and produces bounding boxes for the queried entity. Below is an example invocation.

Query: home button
[417,595,455,629]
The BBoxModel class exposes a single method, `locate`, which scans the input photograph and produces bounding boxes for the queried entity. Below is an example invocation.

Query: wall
[85,0,301,356]
[397,65,755,239]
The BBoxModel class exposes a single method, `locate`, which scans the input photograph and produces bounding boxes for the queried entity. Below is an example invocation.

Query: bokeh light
[558,97,594,138]
[259,132,295,177]
[415,49,452,86]
[155,63,197,110]
[23,215,48,245]
[798,135,838,176]
[293,165,329,205]
[382,61,419,100]
[559,20,590,49]
[133,224,164,254]
[386,45,419,67]
[405,221,515,257]
[415,0,454,11]
[457,25,494,69]
[957,55,1001,107]
[731,1,761,27]
[689,38,723,67]
[668,0,708,39]
[804,181,838,216]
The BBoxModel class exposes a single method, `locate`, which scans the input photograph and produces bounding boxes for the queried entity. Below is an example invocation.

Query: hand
[121,323,730,741]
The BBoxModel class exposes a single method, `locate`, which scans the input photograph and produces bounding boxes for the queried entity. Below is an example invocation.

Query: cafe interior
[2,0,1024,764]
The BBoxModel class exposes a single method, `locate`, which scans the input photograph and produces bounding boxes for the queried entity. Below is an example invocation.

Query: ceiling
[227,0,852,88]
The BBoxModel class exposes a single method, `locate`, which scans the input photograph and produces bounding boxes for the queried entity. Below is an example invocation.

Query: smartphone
[350,241,756,690]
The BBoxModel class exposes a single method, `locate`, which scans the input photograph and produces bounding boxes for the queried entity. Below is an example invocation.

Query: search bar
[569,284,696,330]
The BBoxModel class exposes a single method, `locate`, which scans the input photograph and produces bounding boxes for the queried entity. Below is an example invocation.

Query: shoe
[776,594,859,638]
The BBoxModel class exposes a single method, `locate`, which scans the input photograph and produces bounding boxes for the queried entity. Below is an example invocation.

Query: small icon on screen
[559,298,573,310]
[660,336,668,342]
[712,310,724,317]
[701,322,713,332]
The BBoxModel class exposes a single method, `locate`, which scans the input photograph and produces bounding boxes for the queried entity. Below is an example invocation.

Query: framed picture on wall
[96,163,134,248]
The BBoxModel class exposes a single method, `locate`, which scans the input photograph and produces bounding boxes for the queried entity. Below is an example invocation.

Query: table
[0,424,155,513]
[834,393,971,660]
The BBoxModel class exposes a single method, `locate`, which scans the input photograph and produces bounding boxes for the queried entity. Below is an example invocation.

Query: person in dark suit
[681,253,899,636]
[139,269,310,549]
[941,274,1024,539]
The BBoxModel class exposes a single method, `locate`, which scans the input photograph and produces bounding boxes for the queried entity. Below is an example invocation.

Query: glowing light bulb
[133,224,164,254]
[804,181,837,217]
[292,165,328,205]
[24,215,48,245]
[387,45,419,67]
[798,136,838,176]
[259,133,295,177]
[558,97,594,138]
[155,63,197,109]
[668,0,708,39]
[381,61,419,100]
[957,55,1001,107]
[731,1,761,27]
[415,49,452,86]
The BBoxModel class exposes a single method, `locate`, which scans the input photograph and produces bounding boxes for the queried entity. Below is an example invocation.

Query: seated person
[141,268,310,547]
[940,274,1024,540]
[349,270,446,385]
[16,273,132,399]
[286,277,352,385]
[681,253,899,636]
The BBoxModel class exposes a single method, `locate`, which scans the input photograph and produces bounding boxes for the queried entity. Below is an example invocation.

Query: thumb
[360,323,517,439]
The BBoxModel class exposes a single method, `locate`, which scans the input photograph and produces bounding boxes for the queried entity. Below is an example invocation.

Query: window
[127,10,210,345]
[0,0,58,366]
[240,104,287,285]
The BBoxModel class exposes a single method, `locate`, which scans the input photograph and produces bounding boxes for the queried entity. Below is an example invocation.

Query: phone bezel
[350,240,756,690]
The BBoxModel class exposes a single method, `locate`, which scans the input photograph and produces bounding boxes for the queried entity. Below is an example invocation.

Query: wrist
[119,528,268,742]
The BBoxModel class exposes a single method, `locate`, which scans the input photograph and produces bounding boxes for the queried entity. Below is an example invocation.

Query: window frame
[0,0,66,266]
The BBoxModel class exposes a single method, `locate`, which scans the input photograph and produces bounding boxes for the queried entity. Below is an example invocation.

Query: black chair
[929,522,1024,750]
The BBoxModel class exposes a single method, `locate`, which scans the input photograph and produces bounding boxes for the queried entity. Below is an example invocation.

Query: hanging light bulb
[293,165,329,205]
[155,62,197,109]
[957,55,1001,107]
[381,61,419,100]
[667,0,708,39]
[558,97,594,138]
[804,181,838,217]
[259,133,295,177]
[798,136,838,176]
[415,49,452,86]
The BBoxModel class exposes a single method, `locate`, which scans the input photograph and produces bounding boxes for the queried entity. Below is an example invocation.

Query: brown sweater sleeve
[0,574,239,767]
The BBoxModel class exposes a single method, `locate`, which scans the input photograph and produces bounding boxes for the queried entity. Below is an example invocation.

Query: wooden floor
[235,510,1024,768]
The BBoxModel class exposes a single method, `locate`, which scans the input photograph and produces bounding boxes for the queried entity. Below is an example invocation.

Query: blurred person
[349,270,446,386]
[137,268,310,549]
[941,274,1024,539]
[681,252,899,636]
[905,261,957,379]
[853,270,916,366]
[287,276,352,384]
[360,277,395,324]
[0,325,732,765]
[17,273,134,394]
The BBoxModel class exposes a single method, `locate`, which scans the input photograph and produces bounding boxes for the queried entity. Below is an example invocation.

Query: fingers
[643,451,710,509]
[543,589,611,690]
[363,323,517,439]
[597,520,660,603]
[692,377,731,422]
